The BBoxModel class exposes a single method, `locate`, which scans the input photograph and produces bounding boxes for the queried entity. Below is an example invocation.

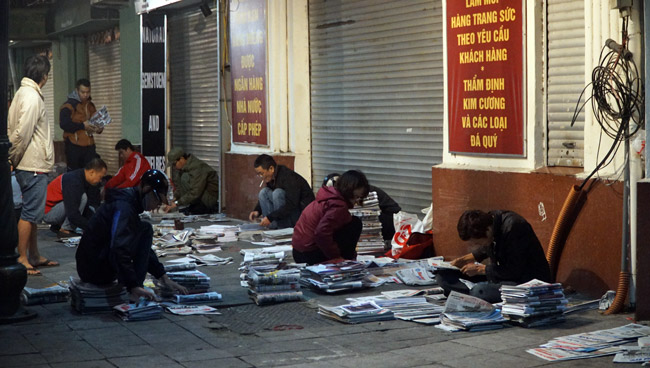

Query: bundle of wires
[570,16,644,191]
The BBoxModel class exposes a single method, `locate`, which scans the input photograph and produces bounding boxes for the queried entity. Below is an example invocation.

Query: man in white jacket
[8,55,57,276]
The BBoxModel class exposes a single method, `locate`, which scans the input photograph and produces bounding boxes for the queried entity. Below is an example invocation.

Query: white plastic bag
[391,211,423,256]
[421,204,433,232]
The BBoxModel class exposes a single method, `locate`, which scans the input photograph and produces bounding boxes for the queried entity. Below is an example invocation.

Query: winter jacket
[253,165,315,224]
[45,169,101,231]
[472,210,551,284]
[105,151,151,189]
[172,154,219,208]
[292,186,354,259]
[60,90,97,147]
[7,77,54,172]
[76,188,165,291]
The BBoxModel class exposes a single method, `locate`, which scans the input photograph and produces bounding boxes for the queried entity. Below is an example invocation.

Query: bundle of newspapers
[199,224,238,242]
[301,261,369,293]
[350,191,385,255]
[89,105,112,129]
[247,268,303,305]
[239,245,293,279]
[162,270,211,296]
[261,228,294,245]
[69,276,128,314]
[174,291,222,305]
[113,299,163,321]
[437,291,506,332]
[318,301,394,324]
[527,323,650,362]
[500,279,568,327]
[22,285,69,306]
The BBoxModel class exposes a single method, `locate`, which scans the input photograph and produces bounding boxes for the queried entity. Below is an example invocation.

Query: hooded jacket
[7,77,54,172]
[292,186,354,259]
[105,150,151,189]
[172,154,219,208]
[75,188,165,290]
[60,90,97,147]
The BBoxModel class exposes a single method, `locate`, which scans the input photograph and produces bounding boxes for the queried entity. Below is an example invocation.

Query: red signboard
[230,0,268,145]
[447,0,524,156]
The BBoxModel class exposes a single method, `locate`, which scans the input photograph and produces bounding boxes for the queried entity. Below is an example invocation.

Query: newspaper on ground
[437,291,506,332]
[318,301,394,324]
[174,291,222,304]
[113,299,163,321]
[22,284,69,305]
[394,267,437,286]
[163,303,222,315]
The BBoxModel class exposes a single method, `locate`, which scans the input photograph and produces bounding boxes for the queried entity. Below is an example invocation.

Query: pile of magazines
[500,279,568,327]
[69,277,127,314]
[113,299,163,321]
[301,261,369,293]
[247,268,303,305]
[22,285,69,306]
[350,191,385,255]
[318,301,394,324]
[162,270,211,296]
[437,291,506,332]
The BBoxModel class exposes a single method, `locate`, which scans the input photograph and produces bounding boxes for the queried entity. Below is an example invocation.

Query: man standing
[44,158,107,237]
[8,55,56,276]
[249,154,315,229]
[60,78,103,171]
[104,139,151,190]
[165,147,219,214]
[76,170,187,300]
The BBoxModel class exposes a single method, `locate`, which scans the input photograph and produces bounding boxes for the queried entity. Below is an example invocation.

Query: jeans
[44,194,87,231]
[15,170,48,223]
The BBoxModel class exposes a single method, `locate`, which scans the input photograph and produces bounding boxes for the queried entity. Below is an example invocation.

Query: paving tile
[0,353,47,367]
[0,333,37,355]
[307,324,368,337]
[392,340,491,363]
[239,351,310,367]
[336,351,432,368]
[443,350,547,368]
[108,354,185,368]
[181,357,253,368]
[160,346,235,362]
[95,344,160,358]
[254,328,320,341]
[40,340,104,363]
[50,360,116,368]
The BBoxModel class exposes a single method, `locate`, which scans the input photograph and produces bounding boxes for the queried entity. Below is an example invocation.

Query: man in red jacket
[104,139,151,190]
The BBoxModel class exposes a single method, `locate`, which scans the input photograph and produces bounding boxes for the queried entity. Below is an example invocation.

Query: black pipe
[0,0,36,323]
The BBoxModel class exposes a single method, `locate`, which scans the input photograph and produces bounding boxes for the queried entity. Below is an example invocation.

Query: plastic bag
[421,204,433,232]
[390,211,423,256]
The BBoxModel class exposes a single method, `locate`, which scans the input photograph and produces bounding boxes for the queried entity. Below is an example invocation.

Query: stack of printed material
[500,279,568,327]
[164,270,211,294]
[261,228,294,245]
[437,291,506,332]
[199,224,238,242]
[527,323,650,362]
[239,246,291,280]
[21,285,70,305]
[89,105,112,128]
[318,301,394,324]
[350,191,385,255]
[374,296,445,324]
[247,268,303,305]
[394,266,437,286]
[69,277,128,314]
[301,261,368,293]
[152,229,193,257]
[174,291,222,305]
[113,300,163,321]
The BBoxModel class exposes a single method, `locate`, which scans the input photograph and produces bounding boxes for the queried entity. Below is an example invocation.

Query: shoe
[50,224,61,234]
[57,230,80,239]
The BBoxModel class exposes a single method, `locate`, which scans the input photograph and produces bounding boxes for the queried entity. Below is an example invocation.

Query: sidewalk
[0,219,638,368]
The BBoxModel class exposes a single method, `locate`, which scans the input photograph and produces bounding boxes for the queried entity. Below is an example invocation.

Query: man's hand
[162,202,177,213]
[259,216,271,227]
[450,253,475,268]
[129,286,158,301]
[249,211,260,221]
[460,263,486,277]
[160,274,188,295]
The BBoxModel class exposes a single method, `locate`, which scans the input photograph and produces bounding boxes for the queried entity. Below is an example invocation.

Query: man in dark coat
[165,147,219,214]
[76,170,187,300]
[438,210,551,302]
[249,154,315,229]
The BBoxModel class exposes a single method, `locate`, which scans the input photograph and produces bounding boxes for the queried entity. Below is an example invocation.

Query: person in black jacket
[249,154,315,229]
[75,170,187,301]
[44,158,106,237]
[437,209,551,302]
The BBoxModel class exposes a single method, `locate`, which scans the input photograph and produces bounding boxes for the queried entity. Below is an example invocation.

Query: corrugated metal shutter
[42,55,56,140]
[168,7,220,170]
[547,0,585,167]
[309,0,443,213]
[88,39,122,174]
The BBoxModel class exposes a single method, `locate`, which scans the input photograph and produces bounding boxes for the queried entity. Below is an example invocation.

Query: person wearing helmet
[76,169,187,300]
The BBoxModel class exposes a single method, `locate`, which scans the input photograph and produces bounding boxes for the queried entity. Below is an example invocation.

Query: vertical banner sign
[141,13,167,170]
[230,0,268,145]
[447,0,524,156]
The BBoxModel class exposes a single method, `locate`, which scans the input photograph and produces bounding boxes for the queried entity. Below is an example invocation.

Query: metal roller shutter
[89,39,123,174]
[168,7,220,170]
[42,55,56,140]
[547,0,585,167]
[309,0,443,213]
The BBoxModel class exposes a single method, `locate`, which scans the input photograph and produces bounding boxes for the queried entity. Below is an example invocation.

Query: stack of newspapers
[21,285,69,306]
[247,268,303,305]
[69,277,127,314]
[239,245,292,281]
[350,191,385,255]
[301,261,368,293]
[500,279,568,327]
[261,228,294,245]
[318,301,394,324]
[438,291,506,332]
[173,291,222,305]
[163,270,211,295]
[113,300,163,321]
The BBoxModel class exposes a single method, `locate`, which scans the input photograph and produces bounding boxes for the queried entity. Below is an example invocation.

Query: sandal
[32,258,59,268]
[26,267,42,276]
